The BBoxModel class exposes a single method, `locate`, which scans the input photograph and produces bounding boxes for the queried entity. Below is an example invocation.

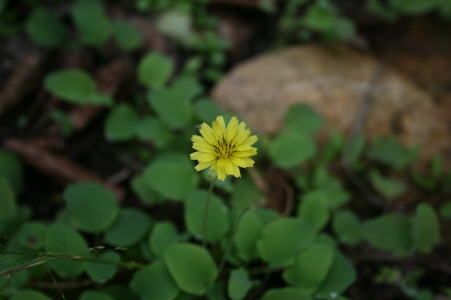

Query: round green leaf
[63,182,119,233]
[25,7,68,48]
[412,204,440,253]
[184,189,229,243]
[138,52,173,88]
[368,169,406,200]
[0,177,17,222]
[45,223,88,277]
[0,149,23,194]
[284,104,323,135]
[261,288,311,300]
[257,218,316,267]
[298,192,330,231]
[80,291,114,300]
[315,249,357,297]
[194,99,224,124]
[103,208,152,247]
[44,69,96,105]
[104,103,138,142]
[269,132,316,169]
[332,210,362,245]
[230,177,264,209]
[156,10,196,47]
[234,210,264,261]
[149,221,180,256]
[130,260,180,300]
[148,87,192,129]
[163,243,218,295]
[440,201,451,219]
[135,117,174,149]
[282,243,334,295]
[14,222,46,250]
[362,214,413,256]
[113,20,143,51]
[228,268,252,300]
[143,153,199,201]
[10,289,52,300]
[85,251,120,284]
[70,0,112,46]
[131,174,161,205]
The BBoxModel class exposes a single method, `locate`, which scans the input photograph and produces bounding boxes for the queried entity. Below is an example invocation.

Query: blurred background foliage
[0,0,451,299]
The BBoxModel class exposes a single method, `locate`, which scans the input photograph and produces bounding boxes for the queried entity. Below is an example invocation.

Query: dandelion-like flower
[190,116,258,181]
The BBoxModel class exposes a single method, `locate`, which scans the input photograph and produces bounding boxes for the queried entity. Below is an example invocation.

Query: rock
[212,44,451,168]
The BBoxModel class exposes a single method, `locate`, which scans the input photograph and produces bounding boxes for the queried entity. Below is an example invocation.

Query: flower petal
[190,151,202,160]
[235,129,251,145]
[199,123,216,144]
[225,159,234,175]
[194,161,215,171]
[232,163,241,178]
[226,117,238,143]
[240,135,258,147]
[217,167,227,181]
[198,153,216,162]
[230,156,247,168]
[233,148,257,157]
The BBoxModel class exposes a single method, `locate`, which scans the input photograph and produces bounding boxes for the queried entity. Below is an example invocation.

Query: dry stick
[341,59,386,205]
[202,180,216,248]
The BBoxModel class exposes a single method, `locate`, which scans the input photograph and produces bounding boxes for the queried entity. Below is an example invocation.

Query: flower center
[213,136,235,159]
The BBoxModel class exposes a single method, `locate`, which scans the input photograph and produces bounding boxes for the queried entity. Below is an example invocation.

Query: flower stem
[218,206,250,274]
[202,180,215,248]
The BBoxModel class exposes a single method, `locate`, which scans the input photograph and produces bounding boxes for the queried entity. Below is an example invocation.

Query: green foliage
[298,191,330,231]
[282,242,334,295]
[13,222,46,251]
[369,136,418,170]
[368,169,407,200]
[63,182,119,233]
[184,189,230,243]
[163,243,218,295]
[332,210,362,246]
[257,218,316,267]
[105,103,139,142]
[0,149,23,193]
[80,290,114,300]
[10,289,52,300]
[412,204,440,253]
[228,268,253,300]
[269,131,316,168]
[70,0,113,46]
[85,252,120,284]
[149,221,182,256]
[44,69,113,105]
[113,20,143,51]
[138,52,174,88]
[0,177,17,222]
[25,7,67,48]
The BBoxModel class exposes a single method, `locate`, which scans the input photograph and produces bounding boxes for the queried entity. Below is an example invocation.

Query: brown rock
[212,44,451,167]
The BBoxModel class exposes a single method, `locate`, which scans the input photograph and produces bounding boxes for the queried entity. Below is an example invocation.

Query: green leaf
[85,251,120,284]
[135,116,174,149]
[412,204,440,253]
[234,210,264,261]
[171,76,203,100]
[104,103,138,142]
[228,268,253,300]
[0,177,17,222]
[103,208,152,247]
[230,176,264,209]
[298,192,330,231]
[130,260,180,300]
[332,210,362,245]
[113,20,142,51]
[368,136,418,170]
[362,214,413,256]
[14,222,46,250]
[261,288,312,300]
[45,223,88,277]
[64,182,119,233]
[184,189,229,243]
[257,218,316,267]
[10,289,52,300]
[70,0,112,46]
[25,7,67,48]
[283,243,334,295]
[143,153,199,201]
[138,52,173,88]
[368,169,406,200]
[45,69,112,106]
[163,243,218,295]
[80,290,114,300]
[391,0,439,14]
[344,134,365,170]
[131,174,161,205]
[269,131,316,169]
[149,221,181,256]
[440,201,451,219]
[156,10,196,47]
[0,149,23,194]
[194,99,224,124]
[148,87,192,129]
[315,249,357,296]
[284,104,323,135]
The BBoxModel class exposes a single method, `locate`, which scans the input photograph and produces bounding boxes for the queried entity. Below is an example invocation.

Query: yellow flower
[190,116,258,181]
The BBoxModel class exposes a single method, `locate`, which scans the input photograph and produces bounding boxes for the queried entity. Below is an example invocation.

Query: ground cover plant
[1,0,451,299]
